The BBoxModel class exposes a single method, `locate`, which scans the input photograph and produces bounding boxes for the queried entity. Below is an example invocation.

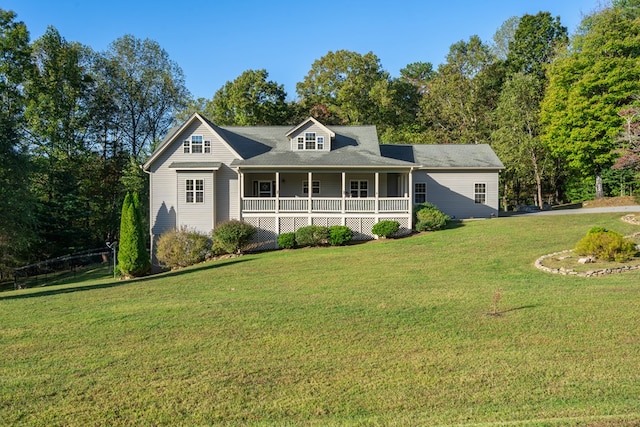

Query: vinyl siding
[148,119,241,247]
[415,170,500,218]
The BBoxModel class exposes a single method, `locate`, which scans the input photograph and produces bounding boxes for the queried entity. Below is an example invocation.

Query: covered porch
[238,169,414,214]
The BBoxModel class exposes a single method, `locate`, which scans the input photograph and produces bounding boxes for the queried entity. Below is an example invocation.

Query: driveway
[501,205,640,217]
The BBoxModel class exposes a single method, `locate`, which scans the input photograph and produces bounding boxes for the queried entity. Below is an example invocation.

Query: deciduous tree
[207,69,290,125]
[541,1,640,199]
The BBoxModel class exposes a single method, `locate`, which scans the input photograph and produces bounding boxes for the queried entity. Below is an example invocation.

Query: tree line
[1,0,639,275]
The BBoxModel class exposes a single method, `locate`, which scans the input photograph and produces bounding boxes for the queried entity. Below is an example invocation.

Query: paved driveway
[501,205,640,217]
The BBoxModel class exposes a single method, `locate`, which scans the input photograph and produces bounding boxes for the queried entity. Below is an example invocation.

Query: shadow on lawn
[0,258,252,301]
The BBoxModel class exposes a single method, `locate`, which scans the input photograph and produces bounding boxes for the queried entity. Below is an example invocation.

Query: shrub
[328,225,353,246]
[156,227,212,269]
[415,203,450,231]
[574,228,637,262]
[295,225,329,247]
[212,220,256,254]
[117,192,150,277]
[277,232,296,249]
[372,220,400,238]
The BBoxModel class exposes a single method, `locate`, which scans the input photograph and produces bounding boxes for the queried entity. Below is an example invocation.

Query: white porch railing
[242,197,410,213]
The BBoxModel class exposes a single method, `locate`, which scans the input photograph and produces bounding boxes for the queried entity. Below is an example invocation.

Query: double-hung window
[350,180,368,198]
[191,135,203,153]
[305,132,316,150]
[414,182,426,204]
[183,135,209,154]
[297,137,304,150]
[186,179,204,203]
[317,136,324,150]
[303,181,320,195]
[474,183,486,204]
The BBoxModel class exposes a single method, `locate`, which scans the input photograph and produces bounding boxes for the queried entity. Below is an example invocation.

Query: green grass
[1,213,640,426]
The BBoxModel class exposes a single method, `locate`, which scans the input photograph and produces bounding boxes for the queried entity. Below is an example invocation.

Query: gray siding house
[143,114,504,256]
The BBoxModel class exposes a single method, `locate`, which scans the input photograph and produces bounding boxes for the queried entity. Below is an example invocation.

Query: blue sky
[6,0,599,101]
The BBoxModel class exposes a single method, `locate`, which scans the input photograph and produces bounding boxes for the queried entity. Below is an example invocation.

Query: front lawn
[1,213,639,426]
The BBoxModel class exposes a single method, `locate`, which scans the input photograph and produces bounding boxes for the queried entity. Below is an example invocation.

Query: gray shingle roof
[227,125,414,168]
[381,144,504,169]
[146,114,503,171]
[168,161,222,170]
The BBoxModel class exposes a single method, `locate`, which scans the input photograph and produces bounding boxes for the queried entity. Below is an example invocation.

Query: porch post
[341,172,346,214]
[375,172,379,214]
[408,168,414,229]
[275,171,280,214]
[238,169,244,220]
[308,171,313,217]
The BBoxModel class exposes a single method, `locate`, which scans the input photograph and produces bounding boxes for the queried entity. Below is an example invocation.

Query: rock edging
[621,214,639,225]
[535,230,640,277]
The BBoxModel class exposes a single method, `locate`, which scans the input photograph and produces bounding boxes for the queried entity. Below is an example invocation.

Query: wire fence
[12,248,114,290]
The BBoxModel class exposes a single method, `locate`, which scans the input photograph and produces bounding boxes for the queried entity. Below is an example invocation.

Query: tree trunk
[595,174,604,199]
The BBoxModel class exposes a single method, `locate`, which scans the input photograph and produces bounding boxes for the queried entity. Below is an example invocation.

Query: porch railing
[242,197,409,213]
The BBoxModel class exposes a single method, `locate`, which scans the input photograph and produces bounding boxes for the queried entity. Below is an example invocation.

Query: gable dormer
[286,117,335,152]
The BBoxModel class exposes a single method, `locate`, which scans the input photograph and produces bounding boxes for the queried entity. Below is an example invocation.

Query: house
[143,114,504,257]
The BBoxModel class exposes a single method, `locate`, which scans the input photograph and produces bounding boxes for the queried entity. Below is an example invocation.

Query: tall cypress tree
[117,192,149,277]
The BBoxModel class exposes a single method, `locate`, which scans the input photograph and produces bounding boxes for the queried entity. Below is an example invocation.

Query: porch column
[238,169,244,220]
[275,172,280,214]
[212,170,217,228]
[341,172,346,214]
[408,168,414,229]
[308,171,313,216]
[375,172,379,214]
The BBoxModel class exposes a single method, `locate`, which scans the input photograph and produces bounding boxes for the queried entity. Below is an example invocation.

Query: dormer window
[183,135,210,154]
[305,132,316,150]
[297,137,304,150]
[317,136,324,150]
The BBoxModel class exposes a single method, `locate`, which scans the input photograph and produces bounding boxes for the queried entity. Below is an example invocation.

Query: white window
[191,135,203,153]
[414,182,426,204]
[303,181,320,195]
[305,132,316,150]
[474,183,487,204]
[186,179,204,203]
[297,136,304,150]
[350,180,368,198]
[317,136,324,150]
[184,135,206,154]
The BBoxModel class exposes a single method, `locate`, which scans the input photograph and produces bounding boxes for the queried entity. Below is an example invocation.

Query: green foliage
[541,3,640,185]
[212,220,256,255]
[372,220,400,238]
[0,10,34,274]
[418,36,504,144]
[117,192,150,277]
[207,69,290,125]
[415,203,450,231]
[296,50,390,125]
[277,232,296,249]
[156,227,212,269]
[295,225,329,247]
[575,228,637,262]
[328,226,353,246]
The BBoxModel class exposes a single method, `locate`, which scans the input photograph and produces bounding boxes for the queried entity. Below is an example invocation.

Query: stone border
[622,214,639,225]
[535,230,640,277]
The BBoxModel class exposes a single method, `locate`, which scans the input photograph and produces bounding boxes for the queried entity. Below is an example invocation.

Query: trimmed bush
[328,225,353,246]
[277,232,296,249]
[415,202,450,231]
[295,225,329,247]
[117,192,150,277]
[575,228,637,262]
[372,220,400,238]
[156,227,212,269]
[212,220,256,254]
